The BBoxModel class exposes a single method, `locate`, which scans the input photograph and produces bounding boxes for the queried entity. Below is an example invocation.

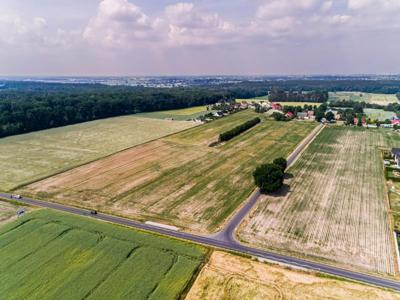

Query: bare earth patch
[186,251,400,300]
[239,127,400,275]
[20,111,317,234]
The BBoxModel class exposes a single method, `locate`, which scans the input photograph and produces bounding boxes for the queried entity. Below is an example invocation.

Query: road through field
[210,123,325,243]
[1,192,400,292]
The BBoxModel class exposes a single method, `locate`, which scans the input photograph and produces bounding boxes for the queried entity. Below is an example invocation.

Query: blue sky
[0,0,399,76]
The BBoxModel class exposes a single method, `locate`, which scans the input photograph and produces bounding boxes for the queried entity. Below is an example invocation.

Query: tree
[315,110,325,122]
[357,116,363,127]
[325,111,335,121]
[253,164,284,193]
[272,112,286,121]
[273,157,287,172]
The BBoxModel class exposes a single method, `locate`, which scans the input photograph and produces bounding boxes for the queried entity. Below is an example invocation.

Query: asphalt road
[210,124,325,243]
[1,192,400,291]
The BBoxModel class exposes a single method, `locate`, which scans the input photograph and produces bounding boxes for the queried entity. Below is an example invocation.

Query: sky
[0,0,399,76]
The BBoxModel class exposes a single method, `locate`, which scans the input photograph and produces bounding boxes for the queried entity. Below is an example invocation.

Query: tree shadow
[284,172,294,179]
[267,183,291,198]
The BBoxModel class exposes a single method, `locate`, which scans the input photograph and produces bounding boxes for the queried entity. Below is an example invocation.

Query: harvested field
[0,209,206,299]
[186,251,400,300]
[0,115,196,191]
[21,110,317,234]
[329,92,399,105]
[239,127,400,275]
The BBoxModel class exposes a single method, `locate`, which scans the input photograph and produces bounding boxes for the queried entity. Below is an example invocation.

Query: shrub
[219,117,260,142]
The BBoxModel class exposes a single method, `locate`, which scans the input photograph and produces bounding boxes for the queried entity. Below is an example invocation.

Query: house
[297,112,308,120]
[307,111,314,117]
[213,111,223,118]
[392,148,400,167]
[392,119,400,125]
[240,101,249,109]
[271,103,283,111]
[354,117,359,125]
[285,111,294,118]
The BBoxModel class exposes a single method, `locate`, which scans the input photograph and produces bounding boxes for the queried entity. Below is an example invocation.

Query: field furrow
[239,126,399,275]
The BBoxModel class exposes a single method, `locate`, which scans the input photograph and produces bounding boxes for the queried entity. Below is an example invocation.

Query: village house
[285,111,294,118]
[271,103,283,111]
[297,112,308,120]
[240,101,249,109]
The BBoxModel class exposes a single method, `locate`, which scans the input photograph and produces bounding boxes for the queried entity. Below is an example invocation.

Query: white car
[11,194,22,199]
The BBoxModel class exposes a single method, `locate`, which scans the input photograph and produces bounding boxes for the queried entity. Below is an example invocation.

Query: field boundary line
[10,119,203,192]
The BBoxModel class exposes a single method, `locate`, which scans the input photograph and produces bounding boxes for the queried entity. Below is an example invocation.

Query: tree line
[0,84,235,138]
[268,88,328,103]
[219,117,261,142]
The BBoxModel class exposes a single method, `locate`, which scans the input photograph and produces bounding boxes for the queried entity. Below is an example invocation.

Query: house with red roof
[271,103,282,111]
[285,111,294,118]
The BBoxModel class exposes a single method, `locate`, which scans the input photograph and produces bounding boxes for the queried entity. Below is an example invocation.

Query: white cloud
[321,1,333,12]
[162,2,235,46]
[83,0,156,46]
[0,15,47,45]
[83,0,235,47]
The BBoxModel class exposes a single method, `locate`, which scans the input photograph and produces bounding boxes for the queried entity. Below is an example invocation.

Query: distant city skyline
[1,0,399,76]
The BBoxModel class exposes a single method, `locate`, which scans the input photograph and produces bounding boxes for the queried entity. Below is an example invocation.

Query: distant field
[186,251,400,300]
[137,106,212,120]
[239,127,399,275]
[0,210,206,299]
[236,96,268,102]
[236,97,322,107]
[21,111,317,234]
[364,108,396,121]
[0,115,197,191]
[329,92,399,105]
[276,101,322,107]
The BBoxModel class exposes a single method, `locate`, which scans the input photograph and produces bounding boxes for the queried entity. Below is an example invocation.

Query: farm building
[392,148,400,167]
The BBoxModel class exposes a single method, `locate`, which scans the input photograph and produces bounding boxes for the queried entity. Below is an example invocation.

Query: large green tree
[253,164,284,193]
[273,157,288,172]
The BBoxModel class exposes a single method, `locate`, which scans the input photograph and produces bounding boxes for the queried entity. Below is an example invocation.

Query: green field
[0,115,197,191]
[329,92,399,105]
[236,96,268,102]
[137,106,212,121]
[0,209,207,299]
[364,108,396,121]
[236,97,322,107]
[22,110,317,234]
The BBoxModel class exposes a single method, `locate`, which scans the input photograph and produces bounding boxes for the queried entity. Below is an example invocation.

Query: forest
[1,79,400,138]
